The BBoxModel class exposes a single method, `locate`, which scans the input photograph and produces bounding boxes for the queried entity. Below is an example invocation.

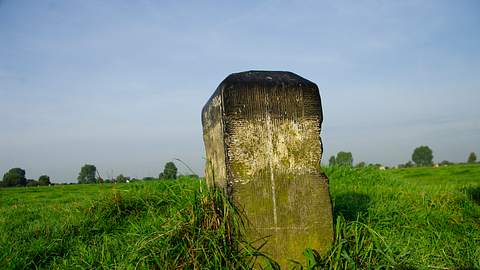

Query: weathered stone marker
[202,71,333,267]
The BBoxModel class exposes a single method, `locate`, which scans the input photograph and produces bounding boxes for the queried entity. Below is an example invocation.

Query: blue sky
[1,0,479,182]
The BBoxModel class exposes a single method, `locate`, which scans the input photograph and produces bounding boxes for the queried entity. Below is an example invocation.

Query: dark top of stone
[220,70,316,88]
[202,70,319,116]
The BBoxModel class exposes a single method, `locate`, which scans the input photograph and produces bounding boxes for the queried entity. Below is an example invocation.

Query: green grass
[1,164,479,269]
[322,164,480,269]
[0,179,259,269]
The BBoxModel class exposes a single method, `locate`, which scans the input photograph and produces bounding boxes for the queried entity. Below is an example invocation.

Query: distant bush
[468,152,477,163]
[440,160,452,166]
[26,180,39,187]
[116,174,130,183]
[78,164,97,184]
[2,168,27,187]
[398,161,415,168]
[329,156,336,167]
[330,152,353,167]
[355,161,366,168]
[412,146,433,166]
[160,162,178,180]
[336,152,353,167]
[38,175,51,186]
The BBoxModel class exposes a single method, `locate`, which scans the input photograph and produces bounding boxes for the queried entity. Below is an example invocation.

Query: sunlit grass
[1,164,479,269]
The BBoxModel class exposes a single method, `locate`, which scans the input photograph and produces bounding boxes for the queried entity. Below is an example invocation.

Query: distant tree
[116,174,130,183]
[367,163,383,168]
[404,161,414,168]
[468,152,477,163]
[336,152,353,167]
[328,156,336,167]
[38,175,51,186]
[77,164,97,184]
[143,176,155,181]
[440,160,451,166]
[356,161,366,168]
[412,146,433,166]
[2,168,27,187]
[161,162,178,180]
[26,180,39,187]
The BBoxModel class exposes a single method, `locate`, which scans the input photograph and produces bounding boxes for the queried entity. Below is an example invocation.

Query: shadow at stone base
[333,192,371,221]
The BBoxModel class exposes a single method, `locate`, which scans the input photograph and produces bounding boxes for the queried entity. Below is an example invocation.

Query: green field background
[1,164,479,269]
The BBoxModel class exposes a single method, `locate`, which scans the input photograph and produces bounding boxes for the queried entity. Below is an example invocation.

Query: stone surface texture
[202,71,333,267]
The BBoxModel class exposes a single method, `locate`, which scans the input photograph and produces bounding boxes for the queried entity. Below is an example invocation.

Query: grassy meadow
[1,164,479,269]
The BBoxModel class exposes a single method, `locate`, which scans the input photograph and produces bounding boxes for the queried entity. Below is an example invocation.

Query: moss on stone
[202,71,333,268]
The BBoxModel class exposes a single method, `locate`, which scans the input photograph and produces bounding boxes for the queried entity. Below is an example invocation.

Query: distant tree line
[329,151,353,167]
[398,147,477,168]
[327,147,478,169]
[74,160,197,185]
[2,149,476,188]
[0,168,51,187]
[328,151,384,169]
[1,160,198,188]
